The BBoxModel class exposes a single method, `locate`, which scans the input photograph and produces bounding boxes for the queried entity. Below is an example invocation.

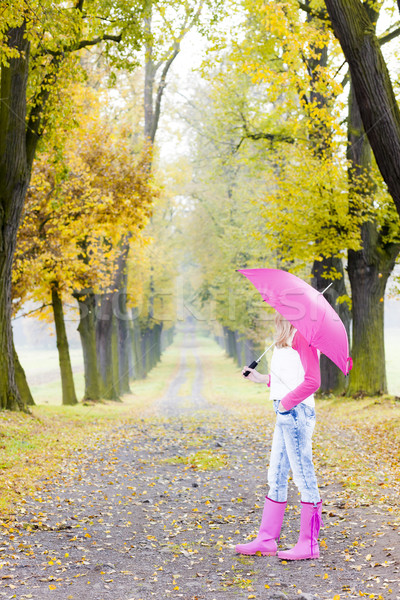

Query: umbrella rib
[256,341,275,363]
[319,282,333,295]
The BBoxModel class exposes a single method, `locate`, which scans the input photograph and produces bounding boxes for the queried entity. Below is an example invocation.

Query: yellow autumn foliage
[13,84,157,317]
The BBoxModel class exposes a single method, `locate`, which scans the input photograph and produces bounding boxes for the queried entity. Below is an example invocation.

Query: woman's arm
[279,331,320,411]
[242,367,270,385]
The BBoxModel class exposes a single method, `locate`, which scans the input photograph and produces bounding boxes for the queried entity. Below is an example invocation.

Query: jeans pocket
[303,404,316,419]
[276,400,292,415]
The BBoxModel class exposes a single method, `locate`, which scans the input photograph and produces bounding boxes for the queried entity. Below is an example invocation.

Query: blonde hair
[274,312,295,348]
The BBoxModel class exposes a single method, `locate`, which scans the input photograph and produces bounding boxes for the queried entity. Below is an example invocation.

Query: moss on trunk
[347,83,400,396]
[96,293,120,401]
[324,0,400,218]
[131,308,144,380]
[13,342,35,406]
[75,292,102,401]
[115,288,131,395]
[347,223,398,396]
[51,285,78,406]
[0,24,30,412]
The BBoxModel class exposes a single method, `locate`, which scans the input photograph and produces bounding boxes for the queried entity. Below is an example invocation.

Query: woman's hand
[242,367,268,384]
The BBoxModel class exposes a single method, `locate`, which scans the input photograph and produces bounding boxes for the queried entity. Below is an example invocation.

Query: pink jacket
[269,331,321,411]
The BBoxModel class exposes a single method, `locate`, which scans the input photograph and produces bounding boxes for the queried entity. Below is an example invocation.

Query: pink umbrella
[238,268,352,375]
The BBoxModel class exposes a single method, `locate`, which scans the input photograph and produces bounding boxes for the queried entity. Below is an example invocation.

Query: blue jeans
[268,400,320,504]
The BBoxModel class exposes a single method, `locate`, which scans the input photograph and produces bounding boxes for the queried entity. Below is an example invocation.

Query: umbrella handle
[243,360,259,377]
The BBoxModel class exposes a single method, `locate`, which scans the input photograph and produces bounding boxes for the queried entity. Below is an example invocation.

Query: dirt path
[156,329,209,416]
[1,331,399,600]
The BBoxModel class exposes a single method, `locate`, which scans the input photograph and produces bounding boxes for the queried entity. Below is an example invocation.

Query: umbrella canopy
[238,268,352,375]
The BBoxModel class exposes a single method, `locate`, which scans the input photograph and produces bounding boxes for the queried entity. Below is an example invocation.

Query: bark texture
[347,226,397,395]
[51,285,78,405]
[0,24,31,410]
[13,342,35,406]
[144,11,180,146]
[96,293,120,400]
[304,2,350,394]
[0,16,135,411]
[324,0,400,218]
[95,240,130,400]
[131,307,144,379]
[347,83,400,396]
[75,292,102,401]
[115,275,131,395]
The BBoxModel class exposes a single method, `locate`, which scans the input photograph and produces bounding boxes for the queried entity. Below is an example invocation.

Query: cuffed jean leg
[279,404,320,503]
[267,405,291,502]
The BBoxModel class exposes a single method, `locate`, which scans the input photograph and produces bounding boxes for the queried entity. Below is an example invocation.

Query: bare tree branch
[235,111,294,152]
[145,2,205,145]
[340,70,350,89]
[240,131,295,144]
[13,304,52,320]
[151,43,180,142]
[41,33,123,58]
[379,24,400,46]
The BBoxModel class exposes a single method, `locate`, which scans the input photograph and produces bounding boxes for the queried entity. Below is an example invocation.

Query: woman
[235,312,323,560]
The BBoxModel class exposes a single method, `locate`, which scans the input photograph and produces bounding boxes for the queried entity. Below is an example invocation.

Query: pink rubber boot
[235,497,287,556]
[278,500,323,560]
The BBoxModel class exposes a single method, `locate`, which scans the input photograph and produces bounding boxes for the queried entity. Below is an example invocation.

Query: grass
[197,335,269,404]
[18,347,84,405]
[17,347,84,376]
[29,373,85,405]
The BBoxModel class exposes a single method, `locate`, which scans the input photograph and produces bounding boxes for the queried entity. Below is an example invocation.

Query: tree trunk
[51,285,78,406]
[95,239,130,399]
[74,292,102,401]
[161,325,174,352]
[153,322,163,365]
[243,337,255,367]
[140,330,147,377]
[324,0,400,219]
[115,286,131,394]
[0,24,30,411]
[111,313,121,400]
[0,20,142,412]
[131,307,144,379]
[96,293,120,400]
[144,14,156,145]
[144,10,180,147]
[128,321,136,379]
[222,326,229,355]
[347,82,400,396]
[236,334,244,367]
[13,342,35,406]
[127,321,134,380]
[305,4,351,394]
[141,328,151,376]
[149,327,157,370]
[229,329,238,363]
[311,257,351,394]
[347,224,398,396]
